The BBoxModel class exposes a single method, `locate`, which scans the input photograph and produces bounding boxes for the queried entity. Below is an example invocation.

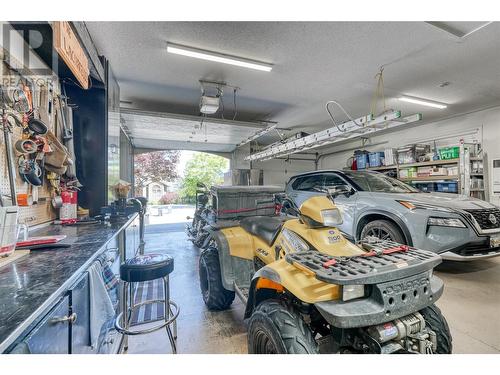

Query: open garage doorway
[135,150,229,227]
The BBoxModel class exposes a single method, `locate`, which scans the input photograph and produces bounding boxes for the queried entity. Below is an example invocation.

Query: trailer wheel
[248,300,318,354]
[420,304,453,354]
[199,247,235,310]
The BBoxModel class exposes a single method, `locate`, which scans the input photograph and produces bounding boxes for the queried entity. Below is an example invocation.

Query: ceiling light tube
[398,96,447,109]
[167,43,273,72]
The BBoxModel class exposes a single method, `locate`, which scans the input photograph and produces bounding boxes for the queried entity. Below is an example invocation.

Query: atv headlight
[321,208,343,226]
[427,217,466,228]
[342,285,365,302]
[282,229,309,252]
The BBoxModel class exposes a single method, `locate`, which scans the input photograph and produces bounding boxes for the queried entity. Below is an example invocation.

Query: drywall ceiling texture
[86,21,500,152]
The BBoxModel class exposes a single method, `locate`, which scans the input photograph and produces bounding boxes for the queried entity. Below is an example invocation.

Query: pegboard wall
[1,63,61,226]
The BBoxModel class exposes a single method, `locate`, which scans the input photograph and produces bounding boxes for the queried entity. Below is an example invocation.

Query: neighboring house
[140,181,172,203]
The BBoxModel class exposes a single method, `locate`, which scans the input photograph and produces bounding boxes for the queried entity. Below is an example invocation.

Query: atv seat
[240,216,284,246]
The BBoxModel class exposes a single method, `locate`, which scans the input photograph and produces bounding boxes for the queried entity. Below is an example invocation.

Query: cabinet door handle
[51,312,77,324]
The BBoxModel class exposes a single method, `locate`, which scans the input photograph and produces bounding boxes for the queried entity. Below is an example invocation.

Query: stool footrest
[115,300,179,336]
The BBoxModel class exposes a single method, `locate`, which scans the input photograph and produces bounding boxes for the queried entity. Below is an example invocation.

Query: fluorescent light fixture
[398,96,447,109]
[166,42,273,72]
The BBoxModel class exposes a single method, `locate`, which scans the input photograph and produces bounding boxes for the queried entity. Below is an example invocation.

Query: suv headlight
[427,217,466,228]
[321,208,343,226]
[398,200,452,213]
[342,285,365,301]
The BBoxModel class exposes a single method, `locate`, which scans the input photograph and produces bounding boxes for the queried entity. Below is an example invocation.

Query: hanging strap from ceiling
[370,67,387,117]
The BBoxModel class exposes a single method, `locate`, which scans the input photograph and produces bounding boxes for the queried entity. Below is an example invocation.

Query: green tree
[181,153,229,200]
[134,151,180,193]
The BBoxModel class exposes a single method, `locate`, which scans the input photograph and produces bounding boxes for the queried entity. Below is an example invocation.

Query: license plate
[490,234,500,248]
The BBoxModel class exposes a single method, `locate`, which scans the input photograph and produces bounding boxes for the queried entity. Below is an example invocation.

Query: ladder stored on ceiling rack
[245,110,422,162]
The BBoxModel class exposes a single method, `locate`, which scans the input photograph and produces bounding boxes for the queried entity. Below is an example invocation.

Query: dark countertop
[0,214,137,352]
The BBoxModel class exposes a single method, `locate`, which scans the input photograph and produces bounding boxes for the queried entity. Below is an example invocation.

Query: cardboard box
[417,167,433,177]
[383,148,397,166]
[430,167,448,176]
[400,167,418,178]
[447,166,459,176]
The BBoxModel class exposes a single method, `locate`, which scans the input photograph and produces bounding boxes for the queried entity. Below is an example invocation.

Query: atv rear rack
[285,240,442,285]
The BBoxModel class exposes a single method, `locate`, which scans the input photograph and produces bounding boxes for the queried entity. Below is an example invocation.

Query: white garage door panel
[121,110,270,153]
[133,138,236,152]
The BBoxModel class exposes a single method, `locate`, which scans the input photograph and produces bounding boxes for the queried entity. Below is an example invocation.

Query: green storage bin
[439,146,459,160]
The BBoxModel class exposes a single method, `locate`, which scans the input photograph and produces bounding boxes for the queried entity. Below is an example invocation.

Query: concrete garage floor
[127,222,247,354]
[127,222,500,354]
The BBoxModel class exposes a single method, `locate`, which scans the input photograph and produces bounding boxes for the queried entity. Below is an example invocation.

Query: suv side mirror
[327,185,354,199]
[274,193,287,204]
[275,193,300,217]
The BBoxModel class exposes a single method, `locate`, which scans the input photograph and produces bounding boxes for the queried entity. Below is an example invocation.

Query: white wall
[230,143,316,187]
[231,144,251,170]
[252,158,317,187]
[318,106,500,205]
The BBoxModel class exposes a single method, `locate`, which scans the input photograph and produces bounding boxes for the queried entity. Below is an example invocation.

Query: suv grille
[465,208,500,230]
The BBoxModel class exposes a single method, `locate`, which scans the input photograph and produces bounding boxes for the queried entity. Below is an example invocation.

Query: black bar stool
[114,253,179,353]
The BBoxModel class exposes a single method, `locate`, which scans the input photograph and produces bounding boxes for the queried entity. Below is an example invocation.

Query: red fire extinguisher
[60,190,78,224]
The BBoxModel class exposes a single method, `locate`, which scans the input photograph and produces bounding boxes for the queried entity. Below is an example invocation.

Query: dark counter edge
[0,213,138,353]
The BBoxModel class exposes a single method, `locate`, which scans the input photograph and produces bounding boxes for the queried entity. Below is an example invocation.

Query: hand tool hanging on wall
[18,155,42,186]
[14,138,38,154]
[1,109,18,205]
[11,82,46,206]
[1,84,29,207]
[59,85,79,184]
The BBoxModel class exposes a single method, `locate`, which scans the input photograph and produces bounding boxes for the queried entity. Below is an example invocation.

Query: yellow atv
[198,186,452,354]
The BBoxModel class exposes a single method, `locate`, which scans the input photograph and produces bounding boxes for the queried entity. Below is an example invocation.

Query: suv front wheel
[361,219,406,244]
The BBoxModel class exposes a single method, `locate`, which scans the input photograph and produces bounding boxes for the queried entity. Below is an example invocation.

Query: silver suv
[285,170,500,261]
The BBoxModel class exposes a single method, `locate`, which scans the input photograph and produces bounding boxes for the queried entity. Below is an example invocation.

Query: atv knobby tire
[420,304,453,354]
[248,300,318,354]
[199,247,235,310]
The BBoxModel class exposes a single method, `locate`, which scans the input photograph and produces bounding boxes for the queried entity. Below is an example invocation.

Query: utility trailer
[186,185,283,248]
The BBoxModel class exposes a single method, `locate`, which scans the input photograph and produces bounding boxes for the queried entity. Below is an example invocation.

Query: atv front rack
[285,240,442,285]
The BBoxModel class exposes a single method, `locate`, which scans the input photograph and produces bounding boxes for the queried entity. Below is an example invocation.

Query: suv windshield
[343,171,419,193]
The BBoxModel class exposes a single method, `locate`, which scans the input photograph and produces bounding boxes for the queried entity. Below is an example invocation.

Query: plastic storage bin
[436,182,458,193]
[368,152,385,167]
[397,144,430,164]
[356,154,369,169]
[439,146,459,160]
[210,185,283,220]
[415,183,436,192]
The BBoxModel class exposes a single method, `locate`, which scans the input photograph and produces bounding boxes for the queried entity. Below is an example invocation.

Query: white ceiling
[86,21,500,152]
